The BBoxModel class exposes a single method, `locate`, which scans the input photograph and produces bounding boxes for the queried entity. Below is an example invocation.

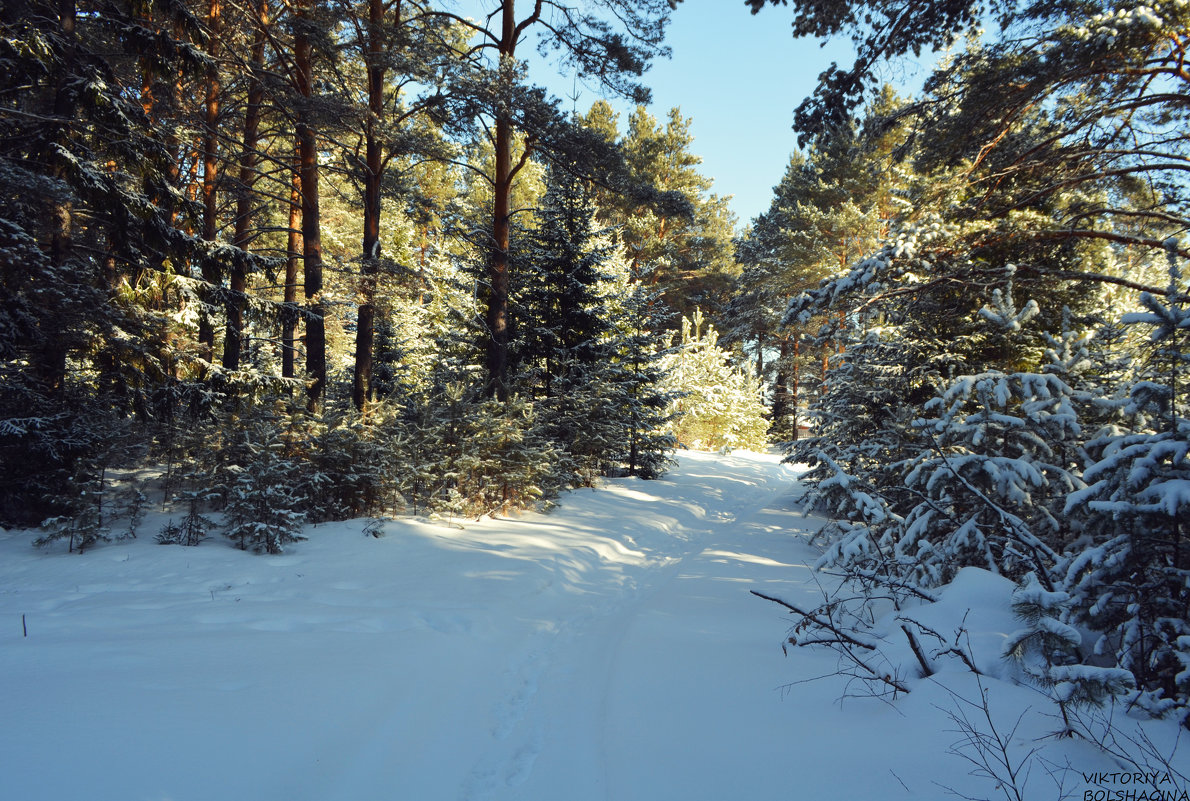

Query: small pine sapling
[34,471,111,553]
[156,490,214,546]
[888,270,1082,587]
[659,309,769,451]
[116,484,147,540]
[215,414,308,554]
[1001,573,1135,735]
[224,468,307,554]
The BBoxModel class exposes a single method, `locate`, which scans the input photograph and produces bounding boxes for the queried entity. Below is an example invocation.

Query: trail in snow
[3,451,1174,801]
[0,451,828,801]
[452,451,823,801]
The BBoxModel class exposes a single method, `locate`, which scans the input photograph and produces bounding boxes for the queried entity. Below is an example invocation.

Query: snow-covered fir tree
[659,309,769,451]
[597,269,678,479]
[786,222,992,579]
[514,165,676,481]
[807,330,1087,589]
[1061,241,1190,719]
[215,412,308,555]
[1002,573,1136,733]
[887,271,1086,586]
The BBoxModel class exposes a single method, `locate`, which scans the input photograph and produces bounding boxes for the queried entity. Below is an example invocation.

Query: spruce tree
[512,166,613,400]
[515,164,675,481]
[600,261,678,479]
[660,310,769,451]
[440,0,673,399]
[0,0,217,525]
[1062,241,1190,716]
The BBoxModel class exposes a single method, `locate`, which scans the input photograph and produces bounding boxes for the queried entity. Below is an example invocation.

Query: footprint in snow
[504,728,544,787]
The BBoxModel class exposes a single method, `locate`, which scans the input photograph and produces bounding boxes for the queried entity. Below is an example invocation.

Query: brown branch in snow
[901,623,934,678]
[750,590,874,651]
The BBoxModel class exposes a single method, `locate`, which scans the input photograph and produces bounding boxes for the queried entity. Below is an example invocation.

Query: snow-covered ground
[1,451,1185,801]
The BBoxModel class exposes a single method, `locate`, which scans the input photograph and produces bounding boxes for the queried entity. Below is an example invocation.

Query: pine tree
[600,264,678,479]
[0,0,219,525]
[728,88,914,435]
[585,104,740,322]
[660,310,769,451]
[440,0,672,399]
[799,259,1088,590]
[1002,573,1135,732]
[512,166,613,399]
[1062,241,1190,717]
[878,271,1082,585]
[514,163,675,482]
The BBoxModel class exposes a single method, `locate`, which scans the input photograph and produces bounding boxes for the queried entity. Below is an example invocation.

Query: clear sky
[527,0,856,227]
[523,0,934,228]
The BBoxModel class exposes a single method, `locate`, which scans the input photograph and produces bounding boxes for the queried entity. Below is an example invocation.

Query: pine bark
[352,0,386,411]
[223,0,267,371]
[282,143,301,381]
[485,0,518,401]
[488,114,513,400]
[295,3,326,410]
[198,0,222,363]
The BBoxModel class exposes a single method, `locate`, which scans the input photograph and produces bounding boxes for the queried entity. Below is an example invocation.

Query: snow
[1139,478,1190,514]
[1,451,1184,801]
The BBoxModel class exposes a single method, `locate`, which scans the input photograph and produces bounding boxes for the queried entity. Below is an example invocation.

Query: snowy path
[5,450,1166,801]
[1,451,834,801]
[2,449,1180,799]
[450,454,825,801]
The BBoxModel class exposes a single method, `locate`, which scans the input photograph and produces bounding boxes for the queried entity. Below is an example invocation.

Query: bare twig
[933,675,1037,801]
[751,588,913,695]
[901,623,935,678]
[751,589,876,651]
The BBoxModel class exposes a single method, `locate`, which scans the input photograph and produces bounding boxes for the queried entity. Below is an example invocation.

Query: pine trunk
[282,144,301,380]
[484,0,519,401]
[198,0,222,363]
[352,0,386,411]
[295,6,326,411]
[223,0,267,371]
[488,112,512,401]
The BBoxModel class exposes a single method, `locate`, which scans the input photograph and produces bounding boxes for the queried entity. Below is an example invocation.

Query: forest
[2,0,1189,728]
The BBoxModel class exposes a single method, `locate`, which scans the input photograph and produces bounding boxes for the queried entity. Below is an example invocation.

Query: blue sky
[528,0,856,226]
[522,0,935,228]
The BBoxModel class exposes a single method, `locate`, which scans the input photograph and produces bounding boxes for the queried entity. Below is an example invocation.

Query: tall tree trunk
[198,0,222,363]
[352,0,386,411]
[295,3,326,411]
[485,0,519,401]
[223,0,267,371]
[282,142,301,381]
[772,336,789,438]
[488,113,513,400]
[791,334,800,441]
